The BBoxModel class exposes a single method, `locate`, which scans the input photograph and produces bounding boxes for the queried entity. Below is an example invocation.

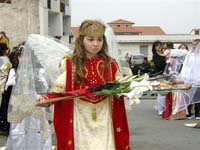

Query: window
[140,45,148,56]
[60,2,65,13]
[0,0,11,3]
[195,30,200,35]
[47,0,51,9]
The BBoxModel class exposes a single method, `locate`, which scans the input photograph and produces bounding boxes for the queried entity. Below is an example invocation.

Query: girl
[37,20,131,150]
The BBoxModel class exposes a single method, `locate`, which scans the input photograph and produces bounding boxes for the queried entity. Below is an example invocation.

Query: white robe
[6,117,52,150]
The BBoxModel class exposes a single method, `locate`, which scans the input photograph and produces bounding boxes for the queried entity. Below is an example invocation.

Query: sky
[71,0,200,34]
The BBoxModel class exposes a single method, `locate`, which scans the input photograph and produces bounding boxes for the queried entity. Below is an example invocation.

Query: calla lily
[120,79,152,105]
[95,74,152,105]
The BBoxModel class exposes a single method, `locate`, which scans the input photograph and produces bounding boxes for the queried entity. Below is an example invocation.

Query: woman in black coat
[152,41,166,74]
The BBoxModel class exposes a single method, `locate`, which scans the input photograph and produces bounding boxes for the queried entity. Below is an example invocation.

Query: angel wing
[26,34,72,82]
[8,34,73,123]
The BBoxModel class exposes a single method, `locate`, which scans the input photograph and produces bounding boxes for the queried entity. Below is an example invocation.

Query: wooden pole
[36,95,84,106]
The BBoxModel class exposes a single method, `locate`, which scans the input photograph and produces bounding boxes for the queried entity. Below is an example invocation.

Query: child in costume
[37,20,131,150]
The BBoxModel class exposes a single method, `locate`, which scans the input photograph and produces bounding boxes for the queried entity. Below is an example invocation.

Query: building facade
[0,0,71,47]
[108,19,200,60]
[117,34,200,60]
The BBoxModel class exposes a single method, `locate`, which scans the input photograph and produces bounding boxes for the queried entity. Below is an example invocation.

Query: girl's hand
[36,96,51,107]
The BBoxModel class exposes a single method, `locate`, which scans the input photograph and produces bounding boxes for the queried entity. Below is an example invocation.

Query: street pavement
[128,99,200,150]
[0,99,199,150]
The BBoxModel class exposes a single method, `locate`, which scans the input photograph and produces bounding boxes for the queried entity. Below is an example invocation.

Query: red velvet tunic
[47,56,131,150]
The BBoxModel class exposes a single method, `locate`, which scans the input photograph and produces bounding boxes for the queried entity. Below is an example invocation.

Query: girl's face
[83,36,103,58]
[180,45,187,50]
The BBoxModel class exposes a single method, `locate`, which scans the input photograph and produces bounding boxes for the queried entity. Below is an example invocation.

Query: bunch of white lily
[95,74,152,105]
[119,74,152,105]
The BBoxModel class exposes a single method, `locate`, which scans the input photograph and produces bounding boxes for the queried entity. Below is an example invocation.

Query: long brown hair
[72,20,111,84]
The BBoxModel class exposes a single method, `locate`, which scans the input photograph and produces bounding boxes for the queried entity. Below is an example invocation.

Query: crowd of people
[125,39,200,121]
[152,39,200,120]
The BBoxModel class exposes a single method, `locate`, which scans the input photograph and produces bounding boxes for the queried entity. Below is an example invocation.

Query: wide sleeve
[45,57,69,100]
[49,71,66,94]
